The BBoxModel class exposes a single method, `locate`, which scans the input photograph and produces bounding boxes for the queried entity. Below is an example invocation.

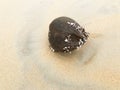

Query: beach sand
[0,0,120,90]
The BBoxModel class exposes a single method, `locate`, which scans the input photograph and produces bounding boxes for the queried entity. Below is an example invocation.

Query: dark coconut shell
[48,16,89,53]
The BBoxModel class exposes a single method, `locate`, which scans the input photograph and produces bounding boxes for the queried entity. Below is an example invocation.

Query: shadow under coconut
[49,35,98,66]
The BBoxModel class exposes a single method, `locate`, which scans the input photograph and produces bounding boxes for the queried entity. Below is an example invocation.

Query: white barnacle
[50,47,55,52]
[79,41,81,45]
[77,45,82,50]
[79,39,84,44]
[70,22,75,26]
[67,46,70,48]
[63,47,68,50]
[67,22,76,27]
[76,26,81,30]
[68,35,71,38]
[79,45,82,48]
[66,49,69,52]
[67,35,71,41]
[67,21,71,24]
[64,38,69,42]
[83,38,87,42]
[81,41,84,44]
